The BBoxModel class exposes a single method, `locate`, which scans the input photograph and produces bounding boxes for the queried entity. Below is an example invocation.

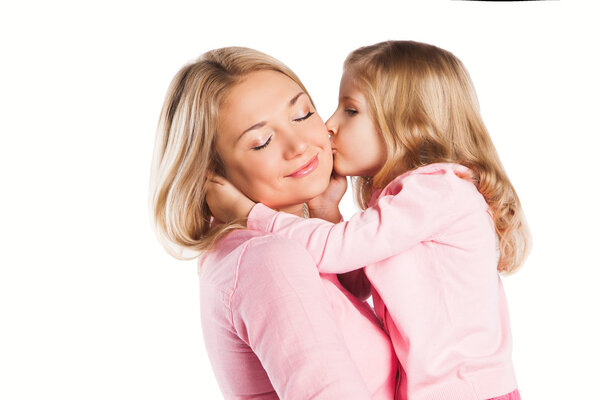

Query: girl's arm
[306,174,372,299]
[248,169,475,274]
[231,236,373,399]
[310,212,372,301]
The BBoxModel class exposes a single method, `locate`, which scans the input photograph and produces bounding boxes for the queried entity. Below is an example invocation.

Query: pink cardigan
[247,163,518,400]
[198,229,398,399]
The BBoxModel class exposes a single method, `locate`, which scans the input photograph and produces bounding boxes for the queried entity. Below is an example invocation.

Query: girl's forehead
[339,72,366,102]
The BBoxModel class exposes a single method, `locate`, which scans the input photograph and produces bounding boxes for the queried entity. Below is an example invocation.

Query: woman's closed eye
[252,136,272,151]
[251,110,313,151]
[344,108,358,116]
[293,111,314,122]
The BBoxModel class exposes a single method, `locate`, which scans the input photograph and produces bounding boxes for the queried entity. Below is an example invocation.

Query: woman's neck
[276,203,306,218]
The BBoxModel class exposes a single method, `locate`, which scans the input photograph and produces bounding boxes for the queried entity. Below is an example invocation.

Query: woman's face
[216,70,333,211]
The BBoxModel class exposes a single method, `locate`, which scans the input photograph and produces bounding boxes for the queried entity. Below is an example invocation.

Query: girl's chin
[332,159,351,176]
[333,160,368,177]
[332,165,355,177]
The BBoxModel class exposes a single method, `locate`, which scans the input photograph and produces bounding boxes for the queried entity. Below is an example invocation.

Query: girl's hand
[206,174,255,224]
[307,172,347,222]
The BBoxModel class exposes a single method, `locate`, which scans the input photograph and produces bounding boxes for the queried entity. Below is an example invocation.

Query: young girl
[208,40,530,400]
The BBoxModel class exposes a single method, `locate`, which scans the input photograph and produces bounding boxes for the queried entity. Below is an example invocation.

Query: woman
[149,47,397,399]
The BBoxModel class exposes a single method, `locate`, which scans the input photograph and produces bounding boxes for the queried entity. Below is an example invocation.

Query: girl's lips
[285,154,319,178]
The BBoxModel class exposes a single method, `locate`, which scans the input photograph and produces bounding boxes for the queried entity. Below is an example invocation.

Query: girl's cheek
[337,134,350,150]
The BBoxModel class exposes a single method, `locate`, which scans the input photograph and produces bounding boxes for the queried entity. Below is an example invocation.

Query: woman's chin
[302,178,331,201]
[262,180,329,210]
[301,159,333,199]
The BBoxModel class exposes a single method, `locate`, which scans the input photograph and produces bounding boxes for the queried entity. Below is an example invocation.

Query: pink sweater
[198,229,398,399]
[247,163,518,400]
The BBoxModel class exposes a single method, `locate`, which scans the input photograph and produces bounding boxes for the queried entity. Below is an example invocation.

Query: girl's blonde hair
[345,40,531,274]
[149,47,313,259]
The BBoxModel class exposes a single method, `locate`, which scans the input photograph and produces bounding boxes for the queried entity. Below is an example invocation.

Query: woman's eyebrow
[289,91,305,106]
[237,92,307,142]
[239,121,267,141]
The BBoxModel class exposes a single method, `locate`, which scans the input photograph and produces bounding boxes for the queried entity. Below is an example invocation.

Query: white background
[1,0,598,399]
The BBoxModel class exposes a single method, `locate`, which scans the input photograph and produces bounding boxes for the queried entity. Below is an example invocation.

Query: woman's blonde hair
[149,47,314,259]
[345,40,531,274]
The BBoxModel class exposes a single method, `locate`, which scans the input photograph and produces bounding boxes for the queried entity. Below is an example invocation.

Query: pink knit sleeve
[247,168,475,274]
[230,236,372,399]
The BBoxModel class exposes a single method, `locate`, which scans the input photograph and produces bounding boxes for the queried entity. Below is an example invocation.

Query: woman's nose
[282,132,309,160]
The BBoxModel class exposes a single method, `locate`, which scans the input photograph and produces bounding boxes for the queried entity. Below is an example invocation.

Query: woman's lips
[285,154,319,178]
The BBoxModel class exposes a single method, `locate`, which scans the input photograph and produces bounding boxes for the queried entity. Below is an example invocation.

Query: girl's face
[326,72,386,177]
[216,70,333,213]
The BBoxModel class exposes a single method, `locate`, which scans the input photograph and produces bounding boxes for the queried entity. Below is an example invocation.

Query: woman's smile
[285,153,319,178]
[215,70,332,210]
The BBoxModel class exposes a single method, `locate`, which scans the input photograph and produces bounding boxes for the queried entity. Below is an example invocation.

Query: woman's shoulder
[200,230,321,320]
[198,229,313,287]
[213,229,310,258]
[236,232,315,270]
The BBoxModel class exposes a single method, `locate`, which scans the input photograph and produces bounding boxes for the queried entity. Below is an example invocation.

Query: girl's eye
[252,136,272,151]
[344,109,358,116]
[293,111,315,122]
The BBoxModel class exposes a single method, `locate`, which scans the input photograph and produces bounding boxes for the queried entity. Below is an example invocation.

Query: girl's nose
[327,128,336,140]
[325,115,337,138]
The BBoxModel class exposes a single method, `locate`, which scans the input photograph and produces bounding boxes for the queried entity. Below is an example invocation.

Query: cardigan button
[457,366,467,379]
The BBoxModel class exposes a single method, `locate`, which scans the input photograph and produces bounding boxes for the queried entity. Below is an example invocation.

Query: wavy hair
[149,47,313,259]
[345,40,531,274]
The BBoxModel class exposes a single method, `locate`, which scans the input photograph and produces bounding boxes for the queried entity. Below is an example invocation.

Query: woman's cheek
[310,119,330,143]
